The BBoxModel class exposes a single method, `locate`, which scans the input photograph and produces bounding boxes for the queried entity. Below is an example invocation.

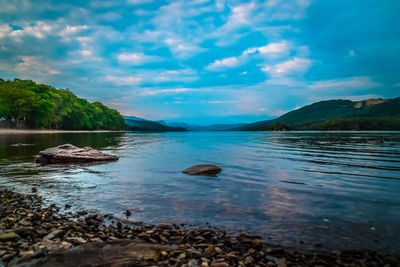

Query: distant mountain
[167,122,245,131]
[123,115,147,121]
[125,118,186,132]
[235,97,400,131]
[155,120,168,126]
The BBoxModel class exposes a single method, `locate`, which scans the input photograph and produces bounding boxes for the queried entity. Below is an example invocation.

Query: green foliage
[321,117,400,131]
[0,79,125,130]
[239,98,400,131]
[267,122,290,131]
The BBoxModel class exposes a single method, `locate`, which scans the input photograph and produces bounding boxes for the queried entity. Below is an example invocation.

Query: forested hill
[236,98,400,131]
[125,117,186,132]
[0,78,125,130]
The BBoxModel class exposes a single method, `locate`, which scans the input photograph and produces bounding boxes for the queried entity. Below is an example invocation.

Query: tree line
[0,78,125,130]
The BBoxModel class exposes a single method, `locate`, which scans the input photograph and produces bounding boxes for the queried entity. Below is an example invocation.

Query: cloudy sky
[0,0,399,124]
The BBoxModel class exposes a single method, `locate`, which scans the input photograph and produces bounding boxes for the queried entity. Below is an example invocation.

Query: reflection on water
[0,131,399,253]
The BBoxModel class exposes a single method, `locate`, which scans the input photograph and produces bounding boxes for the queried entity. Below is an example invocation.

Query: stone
[210,262,229,267]
[251,239,262,249]
[244,256,254,265]
[0,232,19,242]
[43,230,64,240]
[61,241,72,249]
[0,250,7,257]
[34,144,118,166]
[266,248,284,255]
[19,250,36,259]
[226,252,238,259]
[13,227,33,238]
[65,237,86,245]
[204,245,216,257]
[159,235,168,243]
[215,247,223,255]
[12,240,171,266]
[1,252,17,262]
[178,252,187,259]
[124,210,131,217]
[182,164,222,177]
[188,259,199,267]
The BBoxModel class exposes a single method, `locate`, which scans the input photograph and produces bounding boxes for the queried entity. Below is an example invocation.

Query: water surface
[0,131,399,253]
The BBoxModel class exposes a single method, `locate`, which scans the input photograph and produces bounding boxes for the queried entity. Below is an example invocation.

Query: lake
[0,131,399,253]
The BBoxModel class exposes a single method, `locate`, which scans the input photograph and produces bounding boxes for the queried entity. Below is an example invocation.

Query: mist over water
[0,131,399,253]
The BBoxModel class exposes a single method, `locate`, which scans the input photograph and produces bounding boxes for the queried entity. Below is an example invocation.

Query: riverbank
[0,129,125,135]
[0,189,398,266]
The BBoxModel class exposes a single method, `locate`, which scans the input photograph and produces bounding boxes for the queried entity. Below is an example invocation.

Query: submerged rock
[34,144,118,166]
[0,232,19,242]
[182,164,222,177]
[15,240,170,266]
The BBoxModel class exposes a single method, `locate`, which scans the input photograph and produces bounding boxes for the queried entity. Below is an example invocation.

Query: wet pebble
[0,189,398,267]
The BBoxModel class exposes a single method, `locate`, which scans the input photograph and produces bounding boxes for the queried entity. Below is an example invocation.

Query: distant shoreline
[0,129,125,134]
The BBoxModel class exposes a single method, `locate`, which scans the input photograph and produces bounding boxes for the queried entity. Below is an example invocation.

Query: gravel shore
[0,189,399,266]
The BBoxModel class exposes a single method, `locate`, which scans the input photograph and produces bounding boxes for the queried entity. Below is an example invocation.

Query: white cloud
[76,36,92,42]
[144,88,196,95]
[10,21,55,39]
[263,57,312,76]
[164,37,205,59]
[0,0,33,14]
[126,0,154,4]
[103,75,141,86]
[60,25,88,37]
[207,100,239,104]
[212,2,255,46]
[89,0,118,8]
[117,52,163,65]
[216,0,225,11]
[308,76,383,91]
[97,12,122,21]
[0,24,11,39]
[154,68,198,83]
[14,56,59,75]
[261,0,311,20]
[206,41,291,72]
[80,50,92,57]
[244,41,289,55]
[206,56,242,71]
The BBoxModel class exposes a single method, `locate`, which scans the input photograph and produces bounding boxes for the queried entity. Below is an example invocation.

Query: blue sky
[0,0,399,125]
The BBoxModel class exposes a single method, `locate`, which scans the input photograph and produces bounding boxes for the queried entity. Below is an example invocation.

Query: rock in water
[14,240,170,266]
[34,144,118,166]
[182,164,222,177]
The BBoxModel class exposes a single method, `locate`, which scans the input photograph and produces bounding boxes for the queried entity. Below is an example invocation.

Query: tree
[0,78,126,130]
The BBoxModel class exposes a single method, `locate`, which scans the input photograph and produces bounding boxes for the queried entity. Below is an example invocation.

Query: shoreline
[1,189,399,266]
[1,129,400,135]
[0,129,125,135]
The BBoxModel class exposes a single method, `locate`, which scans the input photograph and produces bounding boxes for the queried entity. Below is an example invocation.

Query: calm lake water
[0,131,399,253]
